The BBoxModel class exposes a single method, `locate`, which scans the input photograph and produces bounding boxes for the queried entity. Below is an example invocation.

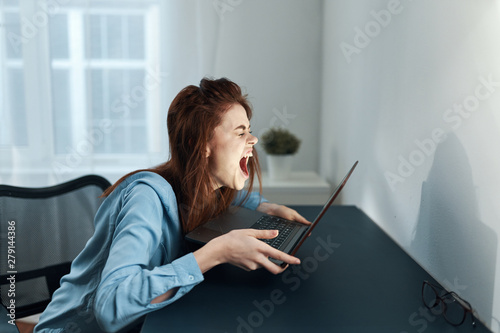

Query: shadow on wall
[410,132,497,326]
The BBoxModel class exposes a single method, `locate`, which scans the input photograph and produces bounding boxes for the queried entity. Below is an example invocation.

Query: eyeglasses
[421,280,476,327]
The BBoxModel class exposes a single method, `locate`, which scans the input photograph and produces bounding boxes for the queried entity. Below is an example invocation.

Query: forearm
[95,254,203,328]
[193,238,225,273]
[233,189,268,210]
[151,287,179,304]
[151,244,224,305]
[257,201,275,214]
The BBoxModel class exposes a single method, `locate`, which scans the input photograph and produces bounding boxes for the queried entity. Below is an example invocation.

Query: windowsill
[257,171,331,205]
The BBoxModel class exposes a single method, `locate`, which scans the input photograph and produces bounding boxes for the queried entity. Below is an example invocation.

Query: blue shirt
[34,171,266,333]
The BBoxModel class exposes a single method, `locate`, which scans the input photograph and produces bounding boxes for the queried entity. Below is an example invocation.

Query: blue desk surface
[141,206,491,333]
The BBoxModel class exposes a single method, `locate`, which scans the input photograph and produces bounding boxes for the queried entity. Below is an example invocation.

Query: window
[0,2,27,147]
[0,1,163,184]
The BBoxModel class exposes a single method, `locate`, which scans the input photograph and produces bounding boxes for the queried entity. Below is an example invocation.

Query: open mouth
[239,151,253,178]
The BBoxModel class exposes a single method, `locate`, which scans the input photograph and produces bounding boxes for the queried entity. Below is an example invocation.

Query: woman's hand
[193,203,310,275]
[257,202,311,225]
[193,229,300,275]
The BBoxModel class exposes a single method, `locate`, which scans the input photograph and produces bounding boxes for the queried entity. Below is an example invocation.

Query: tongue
[240,157,249,176]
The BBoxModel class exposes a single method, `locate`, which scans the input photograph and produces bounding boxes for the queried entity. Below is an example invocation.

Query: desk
[142,206,491,333]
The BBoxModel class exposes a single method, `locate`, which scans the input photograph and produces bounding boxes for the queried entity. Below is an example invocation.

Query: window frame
[0,1,165,183]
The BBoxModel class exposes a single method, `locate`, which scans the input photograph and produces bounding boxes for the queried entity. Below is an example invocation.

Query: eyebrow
[234,124,251,131]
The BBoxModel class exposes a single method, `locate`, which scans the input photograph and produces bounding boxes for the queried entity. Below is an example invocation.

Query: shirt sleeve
[93,184,204,332]
[232,189,268,210]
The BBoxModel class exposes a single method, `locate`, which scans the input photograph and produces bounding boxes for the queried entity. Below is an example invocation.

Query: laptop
[185,161,358,267]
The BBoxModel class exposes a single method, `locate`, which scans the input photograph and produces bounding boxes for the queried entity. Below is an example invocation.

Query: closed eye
[239,130,252,137]
[235,123,251,132]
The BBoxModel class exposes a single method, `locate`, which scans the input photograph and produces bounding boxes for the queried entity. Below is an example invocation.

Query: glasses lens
[443,296,466,325]
[422,283,439,309]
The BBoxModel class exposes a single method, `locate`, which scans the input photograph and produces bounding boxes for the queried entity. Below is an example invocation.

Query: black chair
[1,303,20,333]
[0,175,111,319]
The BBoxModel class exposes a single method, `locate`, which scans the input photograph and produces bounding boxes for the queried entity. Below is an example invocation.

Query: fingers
[266,247,301,266]
[284,207,310,224]
[258,250,300,275]
[276,205,311,225]
[253,236,301,270]
[250,229,279,240]
[226,229,301,274]
[245,229,301,271]
[290,211,311,225]
[260,260,286,275]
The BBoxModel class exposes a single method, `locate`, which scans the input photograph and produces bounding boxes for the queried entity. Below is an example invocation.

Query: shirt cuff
[147,253,204,308]
[170,252,204,286]
[232,190,268,210]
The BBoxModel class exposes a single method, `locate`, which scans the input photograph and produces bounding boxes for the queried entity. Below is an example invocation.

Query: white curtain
[0,0,222,186]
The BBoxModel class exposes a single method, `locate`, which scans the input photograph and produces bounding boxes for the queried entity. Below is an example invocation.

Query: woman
[34,78,309,333]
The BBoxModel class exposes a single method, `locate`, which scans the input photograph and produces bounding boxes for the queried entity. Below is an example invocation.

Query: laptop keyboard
[251,215,295,249]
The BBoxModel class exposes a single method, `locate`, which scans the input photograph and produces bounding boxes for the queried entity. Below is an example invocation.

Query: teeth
[243,152,253,158]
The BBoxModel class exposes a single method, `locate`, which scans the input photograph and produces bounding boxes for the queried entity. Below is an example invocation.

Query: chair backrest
[0,175,111,318]
[1,303,20,333]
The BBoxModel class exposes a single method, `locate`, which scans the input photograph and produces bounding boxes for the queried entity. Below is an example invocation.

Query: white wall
[321,0,500,331]
[161,0,323,173]
[212,0,323,172]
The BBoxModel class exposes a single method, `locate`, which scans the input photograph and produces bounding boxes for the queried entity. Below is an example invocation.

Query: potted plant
[260,127,301,180]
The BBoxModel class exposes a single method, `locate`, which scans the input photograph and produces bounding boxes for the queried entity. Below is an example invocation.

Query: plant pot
[267,154,293,180]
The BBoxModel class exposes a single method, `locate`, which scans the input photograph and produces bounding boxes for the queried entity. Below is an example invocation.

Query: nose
[248,133,258,145]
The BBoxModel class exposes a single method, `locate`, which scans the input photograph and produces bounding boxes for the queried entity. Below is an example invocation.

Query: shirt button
[189,275,194,281]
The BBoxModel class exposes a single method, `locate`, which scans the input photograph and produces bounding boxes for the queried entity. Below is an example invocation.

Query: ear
[205,145,211,158]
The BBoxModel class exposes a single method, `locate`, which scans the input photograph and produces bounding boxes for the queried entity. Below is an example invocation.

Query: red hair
[102,77,262,233]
